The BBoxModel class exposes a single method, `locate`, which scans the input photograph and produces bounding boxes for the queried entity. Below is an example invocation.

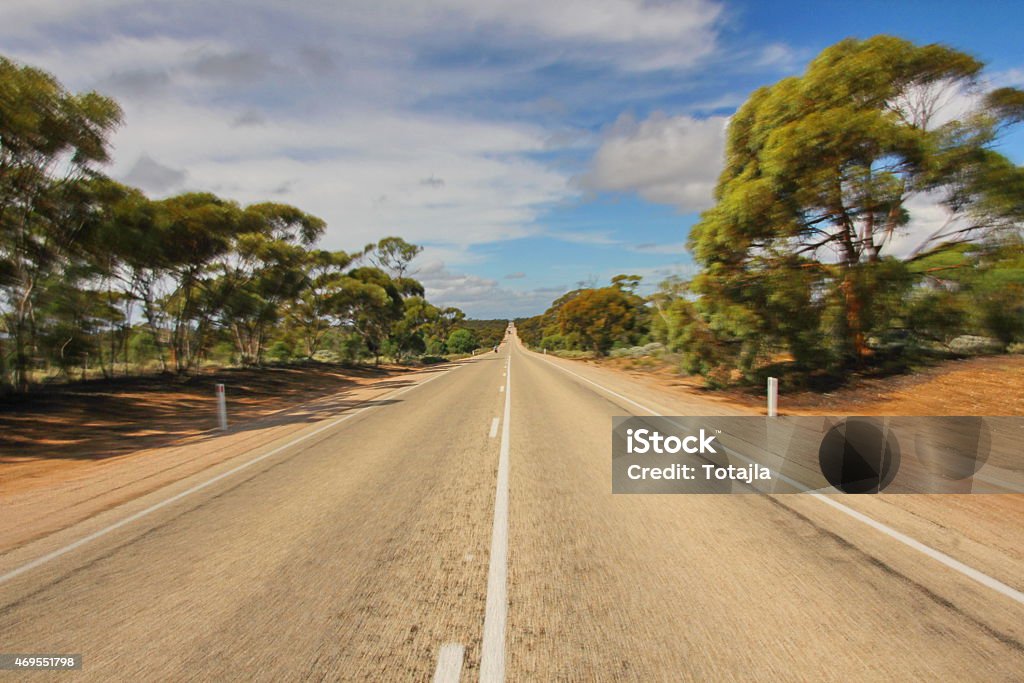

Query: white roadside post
[767,377,778,417]
[216,383,228,430]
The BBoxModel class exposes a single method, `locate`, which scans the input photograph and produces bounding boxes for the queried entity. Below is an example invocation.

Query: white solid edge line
[811,493,1024,603]
[489,417,500,439]
[531,350,1024,607]
[480,354,512,682]
[0,364,457,587]
[432,642,465,683]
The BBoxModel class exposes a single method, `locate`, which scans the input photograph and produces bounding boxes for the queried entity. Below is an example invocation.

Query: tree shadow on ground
[0,361,457,462]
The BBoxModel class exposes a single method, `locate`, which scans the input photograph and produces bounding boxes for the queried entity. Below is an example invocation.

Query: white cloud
[7,35,222,86]
[754,42,802,69]
[993,68,1024,88]
[459,0,718,44]
[415,260,565,318]
[122,154,187,194]
[545,230,622,246]
[88,97,571,252]
[684,91,747,114]
[448,0,722,70]
[1,0,723,74]
[243,0,723,72]
[0,0,736,316]
[582,112,728,211]
[4,21,577,257]
[0,0,136,28]
[884,191,967,260]
[629,241,689,255]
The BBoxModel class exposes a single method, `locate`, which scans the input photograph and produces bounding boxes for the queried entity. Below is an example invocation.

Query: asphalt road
[1,327,1023,681]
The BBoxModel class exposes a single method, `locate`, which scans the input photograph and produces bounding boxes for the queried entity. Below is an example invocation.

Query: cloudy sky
[2,0,1022,317]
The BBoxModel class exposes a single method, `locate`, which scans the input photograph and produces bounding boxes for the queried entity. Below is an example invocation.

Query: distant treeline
[458,319,509,349]
[519,37,1024,388]
[0,55,484,392]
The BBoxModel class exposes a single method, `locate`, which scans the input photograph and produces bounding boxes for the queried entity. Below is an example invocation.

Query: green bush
[539,334,568,351]
[906,289,967,347]
[553,349,596,359]
[425,336,447,356]
[127,330,160,364]
[266,341,294,362]
[976,284,1024,346]
[337,334,364,363]
[312,349,342,363]
[446,328,478,354]
[208,341,237,366]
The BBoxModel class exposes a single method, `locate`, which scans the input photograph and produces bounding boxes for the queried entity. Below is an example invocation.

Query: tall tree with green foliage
[85,181,172,370]
[286,249,354,358]
[648,276,695,353]
[0,57,122,389]
[0,52,458,390]
[366,236,422,280]
[345,266,407,364]
[155,193,241,371]
[213,202,325,365]
[388,295,438,360]
[688,36,1024,378]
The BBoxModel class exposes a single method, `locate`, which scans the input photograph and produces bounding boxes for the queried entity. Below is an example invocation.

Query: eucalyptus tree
[648,276,695,353]
[286,249,354,358]
[365,236,422,279]
[212,202,325,365]
[149,193,241,371]
[688,36,1024,376]
[425,305,465,353]
[344,266,408,365]
[389,295,440,360]
[436,306,465,338]
[558,284,643,355]
[0,56,122,389]
[80,180,161,372]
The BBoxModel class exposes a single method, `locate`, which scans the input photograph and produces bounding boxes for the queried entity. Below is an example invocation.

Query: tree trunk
[840,271,869,363]
[140,291,169,373]
[13,279,35,392]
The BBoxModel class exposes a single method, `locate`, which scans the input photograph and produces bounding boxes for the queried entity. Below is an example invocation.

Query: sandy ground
[0,362,425,479]
[591,354,1024,416]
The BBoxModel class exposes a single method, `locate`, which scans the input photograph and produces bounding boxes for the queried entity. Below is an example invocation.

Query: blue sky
[2,0,1022,317]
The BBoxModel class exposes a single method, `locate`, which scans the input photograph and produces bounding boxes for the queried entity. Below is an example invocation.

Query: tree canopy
[0,54,469,391]
[518,37,1023,388]
[0,56,122,389]
[687,35,1024,377]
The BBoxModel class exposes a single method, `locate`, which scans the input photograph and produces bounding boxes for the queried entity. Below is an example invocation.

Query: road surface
[1,327,1022,681]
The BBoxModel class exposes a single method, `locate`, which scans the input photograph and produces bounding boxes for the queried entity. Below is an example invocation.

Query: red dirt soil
[4,356,1020,474]
[591,354,1024,416]
[0,362,426,479]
